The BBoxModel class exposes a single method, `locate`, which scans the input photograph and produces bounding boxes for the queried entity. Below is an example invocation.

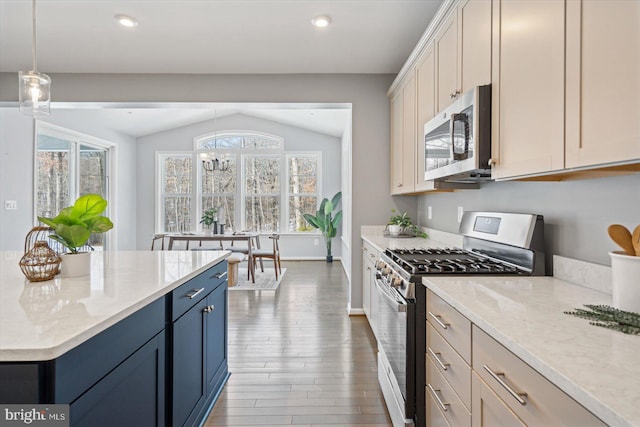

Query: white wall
[0,109,35,250]
[136,113,342,259]
[0,72,398,311]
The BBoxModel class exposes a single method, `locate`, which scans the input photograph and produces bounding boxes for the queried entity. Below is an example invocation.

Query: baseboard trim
[347,303,365,316]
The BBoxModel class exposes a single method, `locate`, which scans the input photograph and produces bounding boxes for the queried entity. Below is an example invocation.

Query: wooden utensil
[608,224,635,256]
[632,225,640,256]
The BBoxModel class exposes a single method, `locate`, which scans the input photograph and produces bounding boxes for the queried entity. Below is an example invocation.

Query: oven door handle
[375,278,407,313]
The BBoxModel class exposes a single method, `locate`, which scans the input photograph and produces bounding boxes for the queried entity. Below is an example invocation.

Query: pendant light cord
[31,0,37,72]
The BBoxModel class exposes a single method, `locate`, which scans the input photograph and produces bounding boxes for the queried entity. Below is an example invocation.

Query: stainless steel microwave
[423,84,492,182]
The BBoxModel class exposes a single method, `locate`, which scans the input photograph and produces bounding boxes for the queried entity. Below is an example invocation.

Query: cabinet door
[415,43,437,192]
[71,332,166,427]
[472,372,526,427]
[435,11,460,112]
[173,298,208,427]
[492,0,565,179]
[459,0,491,92]
[401,72,417,193]
[566,0,640,167]
[390,90,404,194]
[205,284,227,395]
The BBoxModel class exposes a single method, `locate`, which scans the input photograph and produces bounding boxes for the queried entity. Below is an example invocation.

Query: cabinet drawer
[362,240,380,265]
[427,356,471,427]
[472,326,606,427]
[427,289,471,363]
[172,261,227,321]
[427,321,471,409]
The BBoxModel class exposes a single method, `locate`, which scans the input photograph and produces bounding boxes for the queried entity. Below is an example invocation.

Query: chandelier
[19,0,51,117]
[202,158,230,172]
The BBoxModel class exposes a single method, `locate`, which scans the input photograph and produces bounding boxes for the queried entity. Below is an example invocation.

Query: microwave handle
[450,112,470,161]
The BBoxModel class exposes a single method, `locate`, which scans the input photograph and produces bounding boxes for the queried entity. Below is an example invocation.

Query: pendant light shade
[19,70,51,117]
[19,0,51,117]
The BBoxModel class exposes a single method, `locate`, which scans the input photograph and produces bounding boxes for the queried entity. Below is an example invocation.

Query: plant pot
[388,224,402,236]
[60,252,91,278]
[610,251,640,313]
[326,255,333,263]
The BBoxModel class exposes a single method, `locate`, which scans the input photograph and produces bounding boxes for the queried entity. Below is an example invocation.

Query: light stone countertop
[0,250,230,362]
[361,225,463,253]
[423,276,639,427]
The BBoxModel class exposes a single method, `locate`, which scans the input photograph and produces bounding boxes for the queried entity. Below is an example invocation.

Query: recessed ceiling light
[311,15,331,28]
[115,14,139,28]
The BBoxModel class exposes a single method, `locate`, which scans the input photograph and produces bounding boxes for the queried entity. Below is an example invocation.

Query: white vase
[610,251,640,313]
[60,252,92,278]
[388,225,402,236]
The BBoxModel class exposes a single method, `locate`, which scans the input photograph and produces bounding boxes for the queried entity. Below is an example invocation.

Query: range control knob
[392,277,404,288]
[382,267,391,277]
[375,260,386,269]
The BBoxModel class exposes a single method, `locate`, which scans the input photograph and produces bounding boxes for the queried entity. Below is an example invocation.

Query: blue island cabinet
[0,259,229,427]
[170,260,229,427]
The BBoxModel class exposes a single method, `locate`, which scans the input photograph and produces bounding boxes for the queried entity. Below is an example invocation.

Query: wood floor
[205,260,392,427]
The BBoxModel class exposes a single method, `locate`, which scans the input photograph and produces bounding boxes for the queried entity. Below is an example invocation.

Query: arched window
[158,131,320,234]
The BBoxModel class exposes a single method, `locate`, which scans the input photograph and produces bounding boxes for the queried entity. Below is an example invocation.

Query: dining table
[165,232,261,283]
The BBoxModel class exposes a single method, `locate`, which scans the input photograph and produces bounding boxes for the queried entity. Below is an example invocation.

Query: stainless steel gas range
[374,211,547,427]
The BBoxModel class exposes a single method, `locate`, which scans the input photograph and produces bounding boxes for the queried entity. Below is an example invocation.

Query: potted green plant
[303,191,343,262]
[388,209,427,238]
[38,194,113,277]
[200,207,218,234]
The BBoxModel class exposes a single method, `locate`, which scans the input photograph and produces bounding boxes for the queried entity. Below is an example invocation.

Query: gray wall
[417,174,640,267]
[0,72,397,311]
[136,113,342,259]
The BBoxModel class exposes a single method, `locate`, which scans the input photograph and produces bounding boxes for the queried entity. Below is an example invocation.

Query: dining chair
[150,234,166,250]
[250,234,281,280]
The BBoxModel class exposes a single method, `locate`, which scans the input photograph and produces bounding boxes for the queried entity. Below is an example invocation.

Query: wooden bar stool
[227,253,245,287]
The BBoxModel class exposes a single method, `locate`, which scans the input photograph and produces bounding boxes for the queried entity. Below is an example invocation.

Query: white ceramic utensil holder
[610,251,640,313]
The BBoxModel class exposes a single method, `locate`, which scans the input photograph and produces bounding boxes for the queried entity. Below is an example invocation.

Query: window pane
[36,148,71,218]
[245,196,279,232]
[164,196,192,233]
[161,155,192,233]
[79,145,108,247]
[163,157,192,194]
[288,157,317,193]
[198,136,243,150]
[242,135,281,149]
[289,196,317,232]
[245,157,280,194]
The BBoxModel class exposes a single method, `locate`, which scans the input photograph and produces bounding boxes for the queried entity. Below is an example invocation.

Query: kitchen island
[0,250,231,427]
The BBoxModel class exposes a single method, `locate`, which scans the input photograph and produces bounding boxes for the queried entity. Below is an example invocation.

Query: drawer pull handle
[203,304,215,313]
[427,383,450,412]
[428,347,450,371]
[483,365,527,406]
[187,288,205,299]
[428,311,450,329]
[213,271,228,279]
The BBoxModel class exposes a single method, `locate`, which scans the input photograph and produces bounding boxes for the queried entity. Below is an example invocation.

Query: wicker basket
[19,240,61,282]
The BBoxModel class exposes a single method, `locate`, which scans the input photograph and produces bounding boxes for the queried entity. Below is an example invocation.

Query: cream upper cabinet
[565,0,640,168]
[459,0,492,93]
[491,0,566,179]
[390,72,417,195]
[415,44,437,192]
[435,11,460,112]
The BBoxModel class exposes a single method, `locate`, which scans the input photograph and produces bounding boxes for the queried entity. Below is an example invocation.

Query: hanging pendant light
[19,0,51,117]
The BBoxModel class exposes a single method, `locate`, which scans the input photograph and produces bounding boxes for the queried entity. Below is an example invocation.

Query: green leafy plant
[388,209,427,238]
[303,192,343,261]
[38,194,114,254]
[200,207,218,227]
[564,304,640,335]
